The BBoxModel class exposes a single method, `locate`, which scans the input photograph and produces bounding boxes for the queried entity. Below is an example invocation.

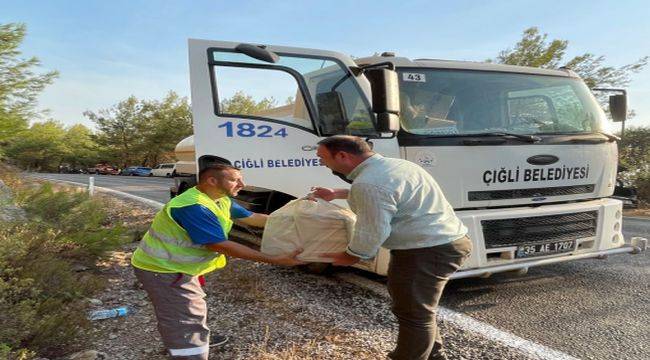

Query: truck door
[188,39,398,198]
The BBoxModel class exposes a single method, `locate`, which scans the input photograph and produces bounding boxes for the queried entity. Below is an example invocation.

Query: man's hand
[323,251,360,266]
[309,187,349,201]
[269,249,306,266]
[238,213,268,228]
[208,241,305,266]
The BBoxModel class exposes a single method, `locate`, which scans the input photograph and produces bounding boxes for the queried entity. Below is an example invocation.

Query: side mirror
[316,92,349,135]
[609,94,627,122]
[364,68,400,132]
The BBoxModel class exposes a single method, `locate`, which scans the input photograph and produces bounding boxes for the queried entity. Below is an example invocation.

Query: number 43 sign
[402,72,426,82]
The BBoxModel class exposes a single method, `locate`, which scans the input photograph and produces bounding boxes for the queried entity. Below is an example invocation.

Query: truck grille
[481,211,598,248]
[468,184,595,201]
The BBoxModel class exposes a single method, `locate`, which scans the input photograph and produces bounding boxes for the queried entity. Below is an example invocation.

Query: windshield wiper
[471,132,542,143]
[563,132,620,144]
[596,132,620,142]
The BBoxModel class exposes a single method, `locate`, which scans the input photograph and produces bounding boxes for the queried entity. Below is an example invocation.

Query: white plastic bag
[261,199,356,262]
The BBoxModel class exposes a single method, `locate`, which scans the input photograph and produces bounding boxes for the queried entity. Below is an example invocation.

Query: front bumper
[455,198,642,276]
[452,237,646,279]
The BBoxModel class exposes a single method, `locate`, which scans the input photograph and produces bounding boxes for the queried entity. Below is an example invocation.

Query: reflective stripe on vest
[146,228,205,249]
[169,344,209,356]
[138,238,216,264]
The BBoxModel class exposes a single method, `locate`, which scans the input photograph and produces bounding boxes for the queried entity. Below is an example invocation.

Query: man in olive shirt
[312,135,472,360]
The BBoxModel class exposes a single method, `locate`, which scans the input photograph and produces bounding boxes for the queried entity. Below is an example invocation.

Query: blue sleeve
[230,200,253,219]
[170,205,227,245]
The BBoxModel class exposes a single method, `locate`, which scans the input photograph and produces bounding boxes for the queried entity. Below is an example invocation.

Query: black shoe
[209,334,230,347]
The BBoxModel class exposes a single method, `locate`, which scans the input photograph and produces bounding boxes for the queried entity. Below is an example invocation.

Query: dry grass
[251,326,378,360]
[205,259,393,360]
[624,207,650,218]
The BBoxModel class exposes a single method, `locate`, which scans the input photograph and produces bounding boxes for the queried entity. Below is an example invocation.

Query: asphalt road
[31,173,650,360]
[30,172,175,203]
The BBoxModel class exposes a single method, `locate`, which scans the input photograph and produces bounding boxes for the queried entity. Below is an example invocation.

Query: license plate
[516,240,575,258]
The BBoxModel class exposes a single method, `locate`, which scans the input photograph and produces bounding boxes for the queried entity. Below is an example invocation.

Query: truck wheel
[302,263,331,275]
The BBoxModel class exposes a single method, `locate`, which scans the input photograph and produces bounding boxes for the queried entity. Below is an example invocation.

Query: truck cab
[182,39,644,277]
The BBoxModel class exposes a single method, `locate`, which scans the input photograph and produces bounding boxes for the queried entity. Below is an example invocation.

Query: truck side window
[210,50,376,136]
[214,66,313,130]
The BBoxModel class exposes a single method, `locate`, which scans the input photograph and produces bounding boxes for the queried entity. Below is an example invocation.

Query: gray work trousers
[387,236,472,360]
[134,267,210,360]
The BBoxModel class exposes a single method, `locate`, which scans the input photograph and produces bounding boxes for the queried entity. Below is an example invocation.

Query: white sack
[261,199,356,262]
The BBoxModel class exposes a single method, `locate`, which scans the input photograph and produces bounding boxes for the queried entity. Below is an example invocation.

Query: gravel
[82,244,531,359]
[69,194,533,359]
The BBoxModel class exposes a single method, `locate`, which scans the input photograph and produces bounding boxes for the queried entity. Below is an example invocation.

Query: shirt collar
[347,153,383,181]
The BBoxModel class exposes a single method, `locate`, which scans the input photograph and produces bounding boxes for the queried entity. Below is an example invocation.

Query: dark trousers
[387,236,472,360]
[134,268,210,360]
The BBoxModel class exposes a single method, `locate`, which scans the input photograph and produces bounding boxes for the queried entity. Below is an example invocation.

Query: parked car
[58,165,85,174]
[151,163,176,177]
[88,163,119,175]
[121,166,152,176]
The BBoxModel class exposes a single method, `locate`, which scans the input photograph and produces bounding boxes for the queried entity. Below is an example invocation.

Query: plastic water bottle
[88,306,132,321]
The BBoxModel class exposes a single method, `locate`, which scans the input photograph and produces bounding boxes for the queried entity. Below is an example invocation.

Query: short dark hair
[317,135,373,156]
[198,163,240,182]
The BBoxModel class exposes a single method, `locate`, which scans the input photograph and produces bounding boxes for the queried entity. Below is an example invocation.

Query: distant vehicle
[612,166,639,209]
[151,163,176,177]
[88,163,119,175]
[58,165,85,174]
[121,166,153,176]
[612,180,639,209]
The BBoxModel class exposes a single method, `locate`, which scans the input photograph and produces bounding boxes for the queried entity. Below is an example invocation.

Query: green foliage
[618,127,650,171]
[4,120,67,171]
[3,121,99,172]
[492,27,648,89]
[494,27,570,69]
[84,96,142,167]
[491,27,648,113]
[635,172,650,205]
[220,90,277,115]
[0,180,128,357]
[0,23,57,145]
[618,127,650,203]
[62,124,100,169]
[85,91,192,167]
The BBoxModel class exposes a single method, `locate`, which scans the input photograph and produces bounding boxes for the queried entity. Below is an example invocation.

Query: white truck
[174,39,646,278]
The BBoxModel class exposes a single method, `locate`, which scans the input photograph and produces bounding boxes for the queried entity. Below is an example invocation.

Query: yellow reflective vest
[131,186,229,276]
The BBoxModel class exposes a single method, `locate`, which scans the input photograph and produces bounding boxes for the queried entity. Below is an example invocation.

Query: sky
[3,0,650,130]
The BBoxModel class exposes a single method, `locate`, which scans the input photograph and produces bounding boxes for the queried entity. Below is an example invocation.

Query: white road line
[39,176,579,360]
[336,273,580,360]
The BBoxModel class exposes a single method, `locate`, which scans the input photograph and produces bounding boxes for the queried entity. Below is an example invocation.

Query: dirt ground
[81,196,397,360]
[624,207,650,218]
[79,195,526,360]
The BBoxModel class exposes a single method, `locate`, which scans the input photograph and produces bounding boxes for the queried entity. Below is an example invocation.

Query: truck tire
[302,263,332,274]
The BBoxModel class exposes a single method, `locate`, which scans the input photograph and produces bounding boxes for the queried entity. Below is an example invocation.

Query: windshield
[398,69,608,136]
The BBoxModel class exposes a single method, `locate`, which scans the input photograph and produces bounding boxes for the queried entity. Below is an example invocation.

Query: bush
[634,172,650,206]
[0,178,128,358]
[618,126,650,205]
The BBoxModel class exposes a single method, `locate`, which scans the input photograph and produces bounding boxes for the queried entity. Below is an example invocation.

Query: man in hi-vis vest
[131,163,303,359]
